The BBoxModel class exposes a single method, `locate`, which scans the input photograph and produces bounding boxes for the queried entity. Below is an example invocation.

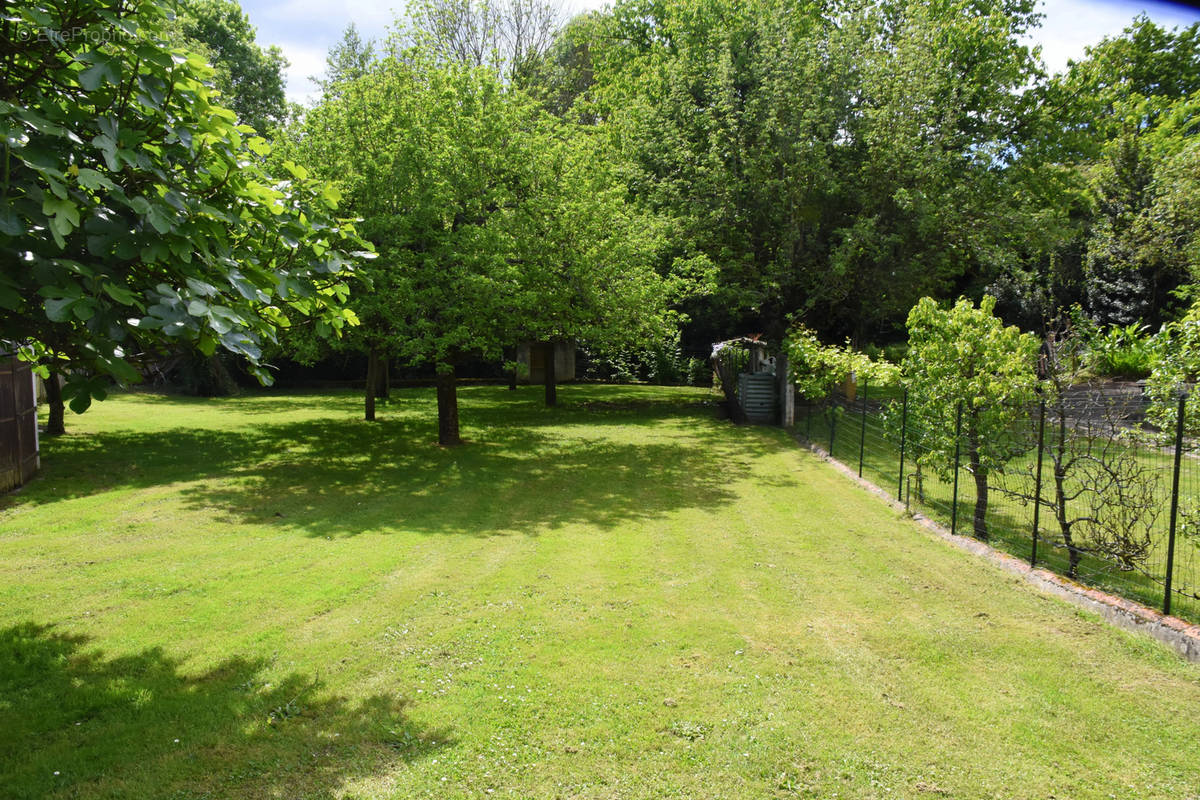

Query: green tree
[290,43,686,438]
[1,0,368,429]
[287,54,535,442]
[316,23,377,97]
[901,296,1040,540]
[1146,301,1200,439]
[174,0,289,133]
[506,126,688,405]
[1076,91,1200,328]
[1051,16,1200,154]
[288,44,684,438]
[1017,18,1200,329]
[1145,137,1200,284]
[783,324,899,401]
[580,0,1042,344]
[525,11,606,119]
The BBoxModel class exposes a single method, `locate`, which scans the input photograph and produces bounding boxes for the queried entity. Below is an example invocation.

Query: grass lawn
[2,384,1199,799]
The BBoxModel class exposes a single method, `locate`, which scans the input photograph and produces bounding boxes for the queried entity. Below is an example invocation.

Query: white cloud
[259,0,400,30]
[1033,0,1200,75]
[241,0,404,103]
[277,41,328,106]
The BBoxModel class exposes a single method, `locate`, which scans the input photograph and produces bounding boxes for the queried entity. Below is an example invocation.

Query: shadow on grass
[0,623,450,800]
[12,389,774,538]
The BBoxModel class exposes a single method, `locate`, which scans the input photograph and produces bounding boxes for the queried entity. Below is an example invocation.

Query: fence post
[897,387,908,500]
[781,357,795,428]
[1030,397,1047,567]
[951,401,963,537]
[828,394,837,458]
[1164,391,1186,616]
[858,378,868,478]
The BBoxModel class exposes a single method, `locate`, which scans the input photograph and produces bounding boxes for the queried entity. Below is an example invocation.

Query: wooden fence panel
[0,356,39,492]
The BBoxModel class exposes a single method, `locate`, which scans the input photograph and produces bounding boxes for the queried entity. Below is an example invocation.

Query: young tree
[783,323,899,402]
[997,317,1163,578]
[289,54,546,442]
[1,0,368,424]
[902,296,1040,540]
[289,45,687,436]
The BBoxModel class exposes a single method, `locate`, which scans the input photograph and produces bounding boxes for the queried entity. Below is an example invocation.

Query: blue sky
[233,0,1200,104]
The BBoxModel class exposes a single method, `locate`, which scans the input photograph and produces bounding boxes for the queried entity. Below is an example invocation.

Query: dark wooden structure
[516,341,576,385]
[0,354,38,492]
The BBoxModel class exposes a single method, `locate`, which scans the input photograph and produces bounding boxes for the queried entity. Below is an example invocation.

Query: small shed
[516,341,576,384]
[711,335,793,426]
[0,353,39,492]
[738,372,778,423]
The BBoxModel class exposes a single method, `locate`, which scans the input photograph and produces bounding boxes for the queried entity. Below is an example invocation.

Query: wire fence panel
[794,385,1200,624]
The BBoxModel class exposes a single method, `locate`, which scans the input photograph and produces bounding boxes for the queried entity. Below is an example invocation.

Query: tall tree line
[520,0,1200,345]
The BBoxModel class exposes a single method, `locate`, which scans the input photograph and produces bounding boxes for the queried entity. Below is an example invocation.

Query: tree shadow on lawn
[15,396,788,538]
[0,622,450,800]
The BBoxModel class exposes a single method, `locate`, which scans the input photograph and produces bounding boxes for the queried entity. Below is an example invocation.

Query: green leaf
[146,204,173,234]
[75,168,113,191]
[0,207,23,236]
[185,278,217,297]
[42,195,79,226]
[104,357,142,384]
[72,300,96,321]
[131,315,165,330]
[44,297,75,322]
[78,56,121,91]
[103,282,137,305]
[0,277,21,310]
[69,392,92,415]
[93,133,120,171]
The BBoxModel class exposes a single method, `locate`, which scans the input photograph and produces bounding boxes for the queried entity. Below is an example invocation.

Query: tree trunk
[203,354,237,396]
[364,348,378,422]
[971,461,989,541]
[968,426,989,541]
[375,356,390,401]
[1052,410,1081,578]
[44,372,65,436]
[543,342,557,407]
[436,365,461,446]
[508,347,518,391]
[1055,469,1082,578]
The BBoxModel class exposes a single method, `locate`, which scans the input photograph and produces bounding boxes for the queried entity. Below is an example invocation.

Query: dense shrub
[1087,323,1157,380]
[579,342,711,386]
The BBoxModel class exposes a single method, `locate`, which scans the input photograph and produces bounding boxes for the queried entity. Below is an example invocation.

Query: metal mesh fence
[795,383,1200,623]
